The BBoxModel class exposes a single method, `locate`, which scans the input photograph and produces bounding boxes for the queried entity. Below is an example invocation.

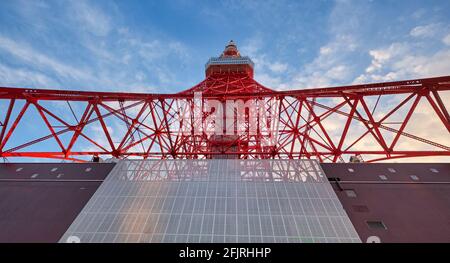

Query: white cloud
[0,0,193,93]
[240,36,290,89]
[354,43,409,83]
[0,63,58,88]
[349,37,450,162]
[412,9,426,19]
[392,50,450,77]
[71,0,112,36]
[0,35,92,81]
[278,0,450,162]
[410,23,440,38]
[319,46,332,55]
[325,65,350,81]
[287,34,356,89]
[443,34,450,46]
[246,1,366,90]
[241,36,262,58]
[355,43,450,83]
[268,62,288,73]
[365,43,407,73]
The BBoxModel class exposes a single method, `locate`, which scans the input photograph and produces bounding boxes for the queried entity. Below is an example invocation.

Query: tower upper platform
[180,40,273,95]
[205,40,255,78]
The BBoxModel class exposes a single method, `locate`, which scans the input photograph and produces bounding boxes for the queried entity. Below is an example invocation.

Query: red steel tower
[0,41,449,162]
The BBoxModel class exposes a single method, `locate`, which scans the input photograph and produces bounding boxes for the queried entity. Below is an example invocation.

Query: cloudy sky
[1,0,449,93]
[0,0,449,162]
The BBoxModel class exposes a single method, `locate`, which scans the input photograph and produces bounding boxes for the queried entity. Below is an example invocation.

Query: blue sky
[1,0,449,93]
[0,0,449,163]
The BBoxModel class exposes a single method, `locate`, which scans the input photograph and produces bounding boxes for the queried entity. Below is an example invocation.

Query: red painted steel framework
[0,41,449,162]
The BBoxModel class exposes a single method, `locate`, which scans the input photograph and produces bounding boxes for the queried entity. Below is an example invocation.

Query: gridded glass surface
[60,159,360,243]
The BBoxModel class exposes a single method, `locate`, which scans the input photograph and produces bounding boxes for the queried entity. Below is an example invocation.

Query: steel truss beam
[0,75,449,162]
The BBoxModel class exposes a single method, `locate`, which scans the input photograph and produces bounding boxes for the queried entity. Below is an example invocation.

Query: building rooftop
[1,161,449,243]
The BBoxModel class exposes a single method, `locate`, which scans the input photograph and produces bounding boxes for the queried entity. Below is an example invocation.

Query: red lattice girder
[0,75,449,162]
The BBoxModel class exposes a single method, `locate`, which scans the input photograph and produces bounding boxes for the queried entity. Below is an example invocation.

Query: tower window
[366,221,387,230]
